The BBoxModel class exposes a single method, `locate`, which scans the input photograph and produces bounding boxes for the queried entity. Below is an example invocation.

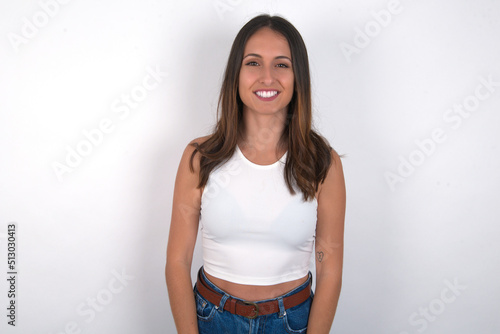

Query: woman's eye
[244,61,290,68]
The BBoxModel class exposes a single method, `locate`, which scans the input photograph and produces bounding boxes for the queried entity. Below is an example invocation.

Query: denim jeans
[193,267,314,334]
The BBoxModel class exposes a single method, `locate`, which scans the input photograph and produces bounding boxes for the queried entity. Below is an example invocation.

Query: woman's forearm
[165,261,198,334]
[307,273,342,333]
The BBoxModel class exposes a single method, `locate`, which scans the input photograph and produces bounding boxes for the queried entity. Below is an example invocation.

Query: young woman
[166,14,345,334]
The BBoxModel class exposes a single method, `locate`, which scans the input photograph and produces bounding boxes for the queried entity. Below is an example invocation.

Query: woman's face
[238,27,294,118]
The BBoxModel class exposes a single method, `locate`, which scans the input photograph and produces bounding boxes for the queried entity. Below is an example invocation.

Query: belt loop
[277,296,286,318]
[197,266,204,287]
[218,293,230,313]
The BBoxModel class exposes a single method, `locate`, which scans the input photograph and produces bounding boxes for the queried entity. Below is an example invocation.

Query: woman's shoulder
[317,148,344,194]
[185,135,211,157]
[188,135,211,147]
[179,135,212,172]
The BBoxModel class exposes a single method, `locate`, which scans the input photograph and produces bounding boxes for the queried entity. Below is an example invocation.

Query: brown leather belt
[195,268,311,319]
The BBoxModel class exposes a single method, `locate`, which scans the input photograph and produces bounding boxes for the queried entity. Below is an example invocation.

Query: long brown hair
[190,14,334,201]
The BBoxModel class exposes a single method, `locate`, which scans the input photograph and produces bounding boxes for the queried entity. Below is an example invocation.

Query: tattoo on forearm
[316,251,324,263]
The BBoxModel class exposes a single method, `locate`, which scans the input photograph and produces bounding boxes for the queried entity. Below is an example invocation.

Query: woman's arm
[165,139,205,334]
[307,150,346,333]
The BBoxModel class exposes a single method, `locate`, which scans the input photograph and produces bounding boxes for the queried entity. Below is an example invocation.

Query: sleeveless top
[199,145,317,285]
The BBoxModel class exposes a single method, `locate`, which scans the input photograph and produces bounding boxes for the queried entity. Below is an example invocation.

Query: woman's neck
[238,108,287,153]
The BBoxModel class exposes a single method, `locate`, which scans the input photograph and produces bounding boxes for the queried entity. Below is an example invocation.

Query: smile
[254,90,280,100]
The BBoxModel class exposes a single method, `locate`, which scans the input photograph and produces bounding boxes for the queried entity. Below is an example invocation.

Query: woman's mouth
[254,90,280,101]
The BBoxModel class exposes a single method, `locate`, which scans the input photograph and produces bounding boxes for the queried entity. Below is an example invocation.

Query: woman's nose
[259,66,275,85]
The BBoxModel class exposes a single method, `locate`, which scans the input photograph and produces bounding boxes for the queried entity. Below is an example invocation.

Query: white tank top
[199,145,317,285]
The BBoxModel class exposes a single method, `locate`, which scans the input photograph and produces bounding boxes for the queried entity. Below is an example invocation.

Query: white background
[1,0,499,333]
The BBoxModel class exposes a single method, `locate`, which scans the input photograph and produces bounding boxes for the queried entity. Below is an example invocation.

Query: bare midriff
[203,269,309,302]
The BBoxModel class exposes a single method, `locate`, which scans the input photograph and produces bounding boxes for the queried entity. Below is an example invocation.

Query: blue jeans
[193,267,314,334]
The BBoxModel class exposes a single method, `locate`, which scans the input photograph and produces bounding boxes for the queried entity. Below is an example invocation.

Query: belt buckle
[242,300,259,319]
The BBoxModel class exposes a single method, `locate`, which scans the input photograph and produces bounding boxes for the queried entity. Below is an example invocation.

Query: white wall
[1,0,499,333]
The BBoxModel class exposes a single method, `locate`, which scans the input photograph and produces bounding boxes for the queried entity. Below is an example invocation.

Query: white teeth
[256,91,278,98]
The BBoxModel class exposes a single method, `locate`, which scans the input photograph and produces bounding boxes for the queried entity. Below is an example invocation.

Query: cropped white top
[199,145,317,285]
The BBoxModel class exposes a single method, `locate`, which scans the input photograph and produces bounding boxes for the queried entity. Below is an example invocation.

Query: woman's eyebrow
[243,53,292,61]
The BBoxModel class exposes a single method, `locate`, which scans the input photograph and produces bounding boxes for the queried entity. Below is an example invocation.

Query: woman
[166,14,345,333]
